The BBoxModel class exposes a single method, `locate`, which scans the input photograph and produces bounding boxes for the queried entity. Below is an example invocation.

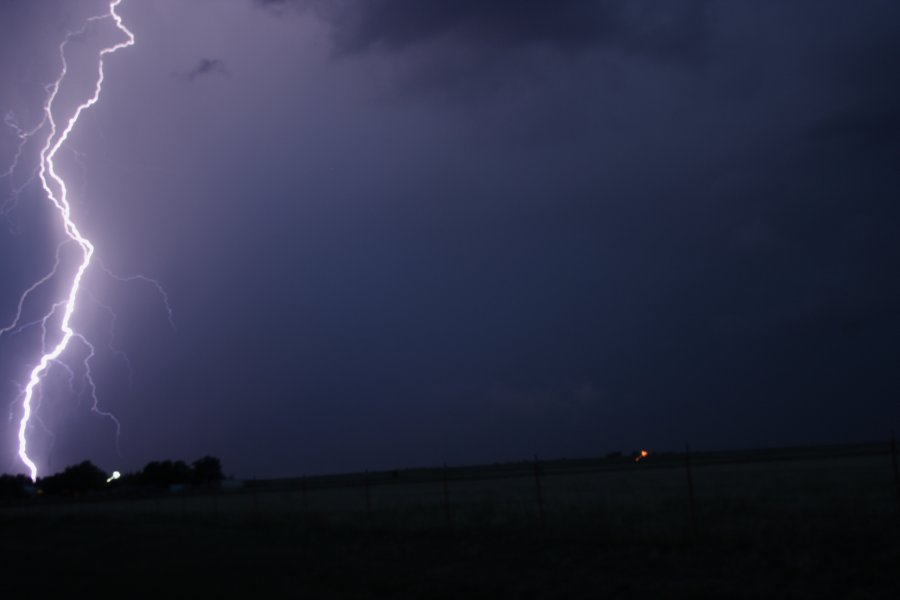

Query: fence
[3,439,899,539]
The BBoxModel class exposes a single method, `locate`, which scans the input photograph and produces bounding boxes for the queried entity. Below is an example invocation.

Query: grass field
[2,443,899,597]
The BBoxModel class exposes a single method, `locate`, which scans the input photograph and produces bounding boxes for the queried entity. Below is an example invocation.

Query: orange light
[635,449,649,462]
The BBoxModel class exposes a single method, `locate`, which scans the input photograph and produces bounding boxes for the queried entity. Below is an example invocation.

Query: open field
[2,443,899,597]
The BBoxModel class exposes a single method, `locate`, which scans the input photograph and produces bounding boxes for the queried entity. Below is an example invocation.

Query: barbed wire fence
[3,438,898,539]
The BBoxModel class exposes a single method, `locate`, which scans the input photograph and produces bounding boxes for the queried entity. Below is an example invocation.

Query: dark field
[2,444,899,598]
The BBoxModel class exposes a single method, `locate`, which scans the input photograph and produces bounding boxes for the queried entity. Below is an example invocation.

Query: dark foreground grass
[1,512,898,599]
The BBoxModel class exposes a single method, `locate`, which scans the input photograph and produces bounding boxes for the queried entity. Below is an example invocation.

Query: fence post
[442,464,452,528]
[301,476,308,512]
[533,455,545,527]
[364,471,372,520]
[684,444,698,537]
[891,431,900,513]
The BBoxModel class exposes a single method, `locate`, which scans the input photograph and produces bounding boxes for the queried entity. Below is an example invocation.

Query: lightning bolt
[73,332,123,453]
[10,0,136,481]
[84,289,135,388]
[0,240,69,338]
[0,110,48,220]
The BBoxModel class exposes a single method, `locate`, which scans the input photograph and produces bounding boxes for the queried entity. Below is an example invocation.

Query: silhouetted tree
[0,474,31,500]
[141,460,192,488]
[192,456,223,486]
[39,461,106,496]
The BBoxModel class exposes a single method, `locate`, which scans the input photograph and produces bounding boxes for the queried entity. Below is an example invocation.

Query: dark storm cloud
[234,0,899,468]
[805,109,900,150]
[799,20,900,152]
[256,0,712,63]
[3,0,900,479]
[179,58,228,82]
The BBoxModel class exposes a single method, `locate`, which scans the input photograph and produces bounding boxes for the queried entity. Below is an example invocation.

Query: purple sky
[1,0,898,478]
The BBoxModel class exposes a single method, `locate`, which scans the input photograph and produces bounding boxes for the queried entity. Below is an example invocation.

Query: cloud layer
[257,0,712,62]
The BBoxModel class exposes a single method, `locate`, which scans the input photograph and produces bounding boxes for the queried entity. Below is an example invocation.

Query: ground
[2,509,898,598]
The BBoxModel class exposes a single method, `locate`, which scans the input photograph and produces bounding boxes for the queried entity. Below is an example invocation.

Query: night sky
[0,0,898,479]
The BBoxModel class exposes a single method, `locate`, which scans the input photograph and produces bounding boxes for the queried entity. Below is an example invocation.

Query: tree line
[0,456,223,500]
